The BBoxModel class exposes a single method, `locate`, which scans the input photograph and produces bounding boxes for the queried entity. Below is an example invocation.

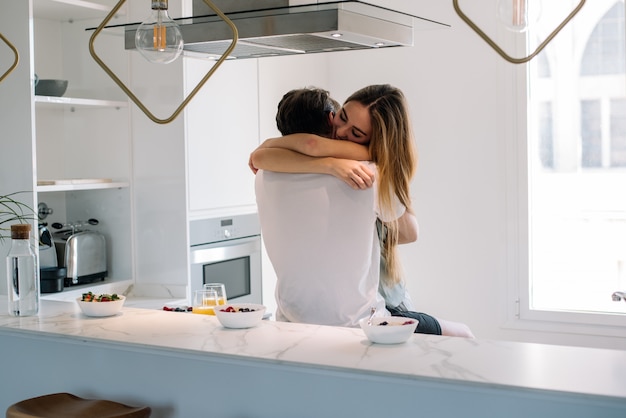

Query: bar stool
[6,393,151,418]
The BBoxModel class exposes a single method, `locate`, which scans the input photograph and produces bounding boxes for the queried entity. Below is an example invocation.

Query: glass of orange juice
[202,283,227,314]
[192,289,219,315]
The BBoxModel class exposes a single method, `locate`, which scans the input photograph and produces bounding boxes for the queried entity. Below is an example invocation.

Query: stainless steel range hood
[123,1,449,59]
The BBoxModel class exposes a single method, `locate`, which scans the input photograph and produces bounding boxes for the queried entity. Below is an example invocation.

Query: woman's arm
[259,134,370,161]
[396,209,418,244]
[249,148,375,190]
[250,147,330,174]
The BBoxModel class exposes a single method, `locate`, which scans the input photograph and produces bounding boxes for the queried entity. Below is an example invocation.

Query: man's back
[256,168,385,327]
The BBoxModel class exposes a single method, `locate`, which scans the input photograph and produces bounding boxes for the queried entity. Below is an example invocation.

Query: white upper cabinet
[185,58,260,219]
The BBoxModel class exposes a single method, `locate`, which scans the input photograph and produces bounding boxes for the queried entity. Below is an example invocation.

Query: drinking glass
[192,289,219,315]
[203,283,227,312]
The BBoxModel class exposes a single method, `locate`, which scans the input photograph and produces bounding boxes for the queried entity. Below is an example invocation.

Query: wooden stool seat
[6,393,151,418]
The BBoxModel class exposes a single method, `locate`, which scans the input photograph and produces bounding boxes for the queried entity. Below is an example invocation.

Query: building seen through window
[526,0,626,317]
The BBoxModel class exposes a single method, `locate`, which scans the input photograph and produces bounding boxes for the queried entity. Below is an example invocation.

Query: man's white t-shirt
[255,167,388,328]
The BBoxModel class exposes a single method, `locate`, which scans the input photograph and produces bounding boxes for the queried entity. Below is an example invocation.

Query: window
[523,0,626,327]
[581,99,602,167]
[611,98,626,166]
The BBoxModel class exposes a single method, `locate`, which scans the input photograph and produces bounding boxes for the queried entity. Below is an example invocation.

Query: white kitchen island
[0,298,625,418]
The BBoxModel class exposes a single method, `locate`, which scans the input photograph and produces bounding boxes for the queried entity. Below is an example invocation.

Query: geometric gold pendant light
[0,31,19,84]
[453,0,587,64]
[89,0,238,124]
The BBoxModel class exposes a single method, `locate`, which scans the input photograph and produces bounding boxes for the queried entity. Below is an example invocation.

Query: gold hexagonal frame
[0,32,19,84]
[89,0,238,124]
[453,0,586,64]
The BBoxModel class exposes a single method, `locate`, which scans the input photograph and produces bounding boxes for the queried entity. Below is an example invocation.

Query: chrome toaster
[52,220,108,286]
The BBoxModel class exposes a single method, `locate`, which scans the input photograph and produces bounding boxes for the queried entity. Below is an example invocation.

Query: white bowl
[76,295,125,317]
[214,303,266,329]
[359,316,418,344]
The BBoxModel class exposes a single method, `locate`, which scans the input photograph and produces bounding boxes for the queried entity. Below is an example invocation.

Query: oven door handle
[190,238,260,264]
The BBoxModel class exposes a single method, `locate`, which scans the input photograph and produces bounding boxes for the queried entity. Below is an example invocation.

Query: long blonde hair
[344,85,417,286]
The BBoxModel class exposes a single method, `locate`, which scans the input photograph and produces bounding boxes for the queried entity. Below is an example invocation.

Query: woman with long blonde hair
[251,84,473,337]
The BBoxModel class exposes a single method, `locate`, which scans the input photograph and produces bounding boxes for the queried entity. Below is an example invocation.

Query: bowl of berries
[214,303,266,329]
[76,292,125,317]
[358,316,419,344]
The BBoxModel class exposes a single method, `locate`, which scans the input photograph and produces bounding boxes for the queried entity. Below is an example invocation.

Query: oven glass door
[190,236,262,304]
[202,256,250,299]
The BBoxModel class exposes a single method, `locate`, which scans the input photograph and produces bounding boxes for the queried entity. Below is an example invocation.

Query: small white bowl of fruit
[359,316,419,344]
[76,292,125,317]
[214,303,266,329]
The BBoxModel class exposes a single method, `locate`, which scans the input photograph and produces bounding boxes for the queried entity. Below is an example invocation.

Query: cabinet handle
[88,0,238,124]
[0,32,19,84]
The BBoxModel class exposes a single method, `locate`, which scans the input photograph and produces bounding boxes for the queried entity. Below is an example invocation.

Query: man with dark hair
[275,87,340,137]
[255,87,382,327]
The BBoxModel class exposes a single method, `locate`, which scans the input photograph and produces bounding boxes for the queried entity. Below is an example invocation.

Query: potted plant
[0,191,36,243]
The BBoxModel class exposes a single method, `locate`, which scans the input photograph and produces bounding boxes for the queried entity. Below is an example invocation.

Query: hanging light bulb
[497,0,542,33]
[135,0,183,64]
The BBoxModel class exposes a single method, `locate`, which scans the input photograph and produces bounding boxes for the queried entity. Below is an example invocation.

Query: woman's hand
[327,159,375,190]
[248,153,259,174]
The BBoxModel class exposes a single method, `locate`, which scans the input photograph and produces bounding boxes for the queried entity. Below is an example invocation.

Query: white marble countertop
[1,297,626,402]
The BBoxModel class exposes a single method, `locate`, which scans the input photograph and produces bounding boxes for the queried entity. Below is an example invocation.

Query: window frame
[503,1,626,338]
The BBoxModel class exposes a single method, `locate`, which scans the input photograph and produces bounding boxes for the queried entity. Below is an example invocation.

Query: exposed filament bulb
[154,24,166,51]
[135,0,183,64]
[497,0,542,33]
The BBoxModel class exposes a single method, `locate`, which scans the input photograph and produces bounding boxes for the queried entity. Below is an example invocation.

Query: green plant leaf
[0,191,37,242]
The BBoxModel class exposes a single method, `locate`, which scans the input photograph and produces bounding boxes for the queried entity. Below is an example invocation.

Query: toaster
[54,230,108,286]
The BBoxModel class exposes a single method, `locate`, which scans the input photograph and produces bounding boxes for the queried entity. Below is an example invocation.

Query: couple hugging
[249,85,473,338]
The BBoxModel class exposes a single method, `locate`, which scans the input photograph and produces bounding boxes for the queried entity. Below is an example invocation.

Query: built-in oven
[189,214,262,305]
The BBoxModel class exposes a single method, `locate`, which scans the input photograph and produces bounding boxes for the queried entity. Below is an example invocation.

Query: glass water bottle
[6,224,39,316]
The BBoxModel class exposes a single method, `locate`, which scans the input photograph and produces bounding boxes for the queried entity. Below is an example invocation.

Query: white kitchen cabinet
[33,0,129,181]
[3,0,256,299]
[185,58,260,219]
[21,0,132,287]
[33,0,133,288]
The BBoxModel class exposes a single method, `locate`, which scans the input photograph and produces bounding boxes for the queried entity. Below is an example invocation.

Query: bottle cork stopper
[10,224,31,240]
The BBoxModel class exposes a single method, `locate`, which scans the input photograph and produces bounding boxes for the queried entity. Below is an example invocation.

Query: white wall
[254,1,626,350]
[0,0,37,295]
